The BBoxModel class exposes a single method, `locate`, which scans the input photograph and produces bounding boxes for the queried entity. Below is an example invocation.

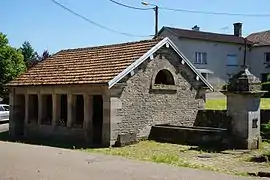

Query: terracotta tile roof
[8,38,162,86]
[160,26,249,45]
[247,30,270,46]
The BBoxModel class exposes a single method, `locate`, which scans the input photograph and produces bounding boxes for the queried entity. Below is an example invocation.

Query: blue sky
[2,0,270,54]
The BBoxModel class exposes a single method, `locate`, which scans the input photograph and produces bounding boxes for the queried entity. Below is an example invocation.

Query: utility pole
[243,38,247,68]
[154,5,159,37]
[142,2,159,37]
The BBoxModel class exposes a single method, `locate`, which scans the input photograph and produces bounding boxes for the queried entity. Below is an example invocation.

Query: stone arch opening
[154,69,175,85]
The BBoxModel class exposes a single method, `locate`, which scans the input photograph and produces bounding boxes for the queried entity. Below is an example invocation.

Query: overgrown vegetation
[248,142,270,164]
[0,32,50,101]
[262,81,270,98]
[84,141,270,176]
[0,33,26,100]
[86,141,217,171]
[262,123,270,140]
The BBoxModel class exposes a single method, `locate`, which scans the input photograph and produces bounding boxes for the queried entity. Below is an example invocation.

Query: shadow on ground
[188,145,227,153]
[0,130,103,150]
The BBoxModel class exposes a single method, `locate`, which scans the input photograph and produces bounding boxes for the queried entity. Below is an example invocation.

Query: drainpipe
[243,38,247,68]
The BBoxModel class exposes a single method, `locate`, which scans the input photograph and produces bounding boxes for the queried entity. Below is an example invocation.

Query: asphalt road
[0,140,262,180]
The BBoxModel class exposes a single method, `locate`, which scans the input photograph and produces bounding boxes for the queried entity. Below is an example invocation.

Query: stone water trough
[149,124,229,147]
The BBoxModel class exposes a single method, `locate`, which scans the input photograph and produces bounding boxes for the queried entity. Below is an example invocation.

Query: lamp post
[141,1,159,37]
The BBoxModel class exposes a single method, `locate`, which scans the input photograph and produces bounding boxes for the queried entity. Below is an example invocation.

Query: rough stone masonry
[110,47,206,143]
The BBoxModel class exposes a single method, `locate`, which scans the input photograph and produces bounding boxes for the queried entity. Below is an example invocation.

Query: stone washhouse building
[7,38,213,146]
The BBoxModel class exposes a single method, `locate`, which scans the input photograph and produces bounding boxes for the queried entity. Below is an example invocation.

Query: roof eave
[6,82,108,87]
[108,37,214,91]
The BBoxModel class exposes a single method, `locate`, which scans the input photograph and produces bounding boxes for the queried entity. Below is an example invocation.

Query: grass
[206,98,270,110]
[83,141,270,177]
[246,142,270,163]
[84,141,225,173]
[86,141,187,164]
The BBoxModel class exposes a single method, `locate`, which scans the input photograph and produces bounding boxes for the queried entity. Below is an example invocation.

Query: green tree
[0,33,26,99]
[39,50,50,61]
[20,41,38,68]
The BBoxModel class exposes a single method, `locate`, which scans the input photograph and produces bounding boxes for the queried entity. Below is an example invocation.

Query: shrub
[261,122,270,140]
[262,82,270,98]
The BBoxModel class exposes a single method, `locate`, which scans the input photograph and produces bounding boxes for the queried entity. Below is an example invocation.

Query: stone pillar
[102,93,111,147]
[9,89,15,137]
[52,94,57,126]
[222,68,265,149]
[226,93,263,149]
[67,94,73,127]
[83,94,89,129]
[38,94,42,125]
[24,94,29,125]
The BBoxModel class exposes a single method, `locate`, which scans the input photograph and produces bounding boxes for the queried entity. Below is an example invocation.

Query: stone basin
[149,124,229,147]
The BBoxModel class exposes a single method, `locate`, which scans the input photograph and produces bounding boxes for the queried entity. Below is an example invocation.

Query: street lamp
[141,1,159,37]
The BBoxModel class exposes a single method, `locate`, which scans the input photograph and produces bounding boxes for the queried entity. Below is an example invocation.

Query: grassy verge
[84,141,270,176]
[206,98,270,110]
[84,141,237,175]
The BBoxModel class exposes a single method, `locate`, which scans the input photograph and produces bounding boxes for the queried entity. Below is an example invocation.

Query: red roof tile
[8,38,162,86]
[247,30,270,46]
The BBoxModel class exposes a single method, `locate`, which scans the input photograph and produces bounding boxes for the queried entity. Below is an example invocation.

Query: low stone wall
[149,124,229,147]
[195,109,270,128]
[24,124,87,145]
[194,110,231,129]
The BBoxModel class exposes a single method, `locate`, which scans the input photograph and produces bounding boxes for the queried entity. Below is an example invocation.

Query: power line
[109,0,152,10]
[50,0,152,37]
[159,6,270,17]
[109,0,270,17]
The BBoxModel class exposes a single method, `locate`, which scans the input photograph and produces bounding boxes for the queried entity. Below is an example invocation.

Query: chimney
[192,25,200,31]
[233,22,242,37]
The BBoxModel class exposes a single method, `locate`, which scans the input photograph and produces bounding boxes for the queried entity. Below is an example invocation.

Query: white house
[158,23,257,90]
[247,30,270,82]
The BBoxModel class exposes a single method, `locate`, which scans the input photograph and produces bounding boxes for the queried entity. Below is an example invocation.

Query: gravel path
[0,141,262,180]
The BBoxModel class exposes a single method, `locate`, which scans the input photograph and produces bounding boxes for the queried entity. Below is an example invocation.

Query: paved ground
[0,141,262,180]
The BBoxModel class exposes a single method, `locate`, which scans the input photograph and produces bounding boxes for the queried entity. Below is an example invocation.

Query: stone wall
[194,110,231,129]
[195,109,270,128]
[24,124,86,144]
[110,47,206,142]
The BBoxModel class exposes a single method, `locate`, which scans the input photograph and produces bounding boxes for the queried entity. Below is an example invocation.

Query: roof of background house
[247,30,270,46]
[7,37,213,91]
[159,26,249,45]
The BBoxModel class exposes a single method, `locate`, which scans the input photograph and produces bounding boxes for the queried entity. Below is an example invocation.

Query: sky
[1,0,270,54]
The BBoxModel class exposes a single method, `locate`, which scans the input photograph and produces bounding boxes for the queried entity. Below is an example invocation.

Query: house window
[227,54,238,66]
[154,69,175,85]
[265,53,270,63]
[195,52,207,64]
